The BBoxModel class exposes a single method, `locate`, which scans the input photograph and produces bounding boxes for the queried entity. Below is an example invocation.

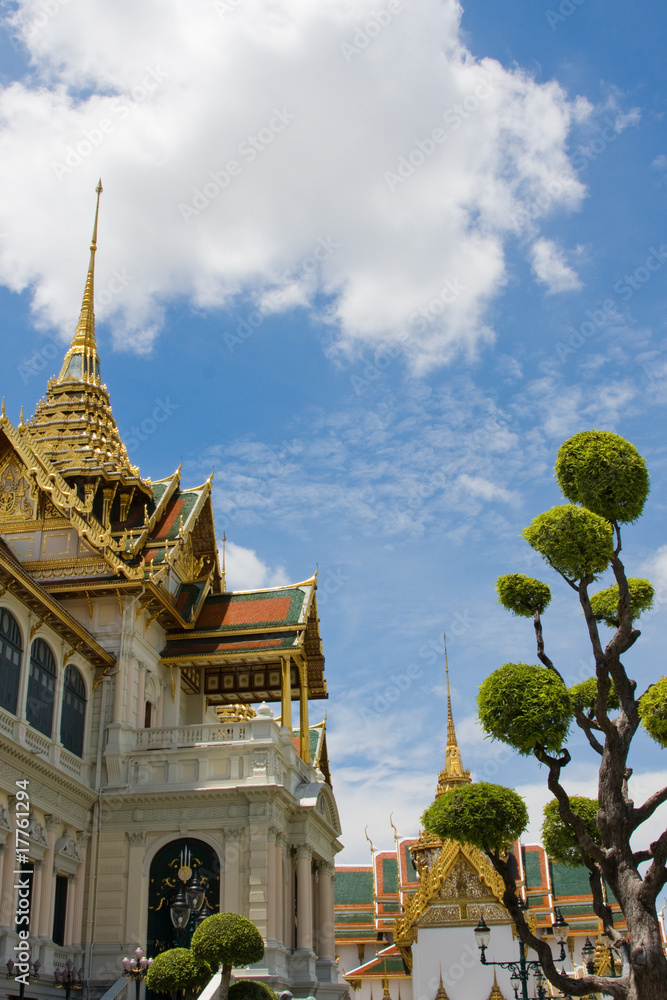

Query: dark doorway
[147,838,220,957]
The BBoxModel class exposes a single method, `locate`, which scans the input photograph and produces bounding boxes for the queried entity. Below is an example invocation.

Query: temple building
[0,185,344,1000]
[334,659,628,1000]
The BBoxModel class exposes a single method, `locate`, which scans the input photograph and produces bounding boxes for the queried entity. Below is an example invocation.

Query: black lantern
[581,937,595,974]
[170,885,192,931]
[552,908,570,962]
[186,868,206,914]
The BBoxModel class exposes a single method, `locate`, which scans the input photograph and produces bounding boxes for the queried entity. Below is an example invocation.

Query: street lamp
[581,937,595,974]
[552,908,570,962]
[6,958,40,1000]
[473,913,551,1000]
[122,947,153,1000]
[54,959,85,1000]
[170,884,192,941]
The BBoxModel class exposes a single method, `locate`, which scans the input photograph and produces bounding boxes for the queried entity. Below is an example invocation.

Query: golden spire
[57,179,103,385]
[434,968,450,1000]
[436,633,471,796]
[486,971,507,1000]
[381,969,391,1000]
[221,532,227,592]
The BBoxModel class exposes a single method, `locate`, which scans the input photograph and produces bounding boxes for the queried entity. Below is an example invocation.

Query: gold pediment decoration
[394,839,508,948]
[173,531,207,584]
[0,453,38,522]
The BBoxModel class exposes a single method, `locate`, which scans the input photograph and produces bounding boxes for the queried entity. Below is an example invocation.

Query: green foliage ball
[638,677,667,748]
[422,782,528,854]
[569,676,619,713]
[541,797,600,867]
[589,578,655,627]
[478,662,571,755]
[555,430,649,524]
[145,949,212,995]
[191,913,264,971]
[496,574,552,617]
[522,505,614,580]
[229,981,279,1000]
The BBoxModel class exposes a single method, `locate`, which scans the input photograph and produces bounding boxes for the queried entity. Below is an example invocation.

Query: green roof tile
[335,871,374,906]
[381,857,398,895]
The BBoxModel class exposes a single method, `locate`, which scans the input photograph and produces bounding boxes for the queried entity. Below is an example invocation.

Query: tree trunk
[218,965,232,1000]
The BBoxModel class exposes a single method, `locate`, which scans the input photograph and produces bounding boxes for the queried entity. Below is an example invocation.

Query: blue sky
[0,0,666,866]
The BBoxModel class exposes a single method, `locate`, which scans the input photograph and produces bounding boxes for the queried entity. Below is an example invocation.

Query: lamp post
[170,871,207,945]
[122,948,153,1000]
[474,908,569,1000]
[581,937,595,975]
[54,959,85,1000]
[6,958,40,1000]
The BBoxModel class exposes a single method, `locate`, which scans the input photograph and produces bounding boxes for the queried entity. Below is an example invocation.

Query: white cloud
[223,539,288,591]
[0,0,587,370]
[529,237,582,294]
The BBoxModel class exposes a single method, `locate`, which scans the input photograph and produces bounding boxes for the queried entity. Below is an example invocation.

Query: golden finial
[436,631,471,796]
[1,397,4,417]
[434,967,450,1000]
[18,406,24,428]
[57,180,103,385]
[221,532,227,592]
[390,813,401,863]
[486,971,506,1000]
[381,969,391,1000]
[364,826,376,856]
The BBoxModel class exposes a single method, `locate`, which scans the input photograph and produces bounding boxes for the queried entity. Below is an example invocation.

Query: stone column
[136,664,147,728]
[30,860,43,938]
[124,833,145,947]
[284,848,295,951]
[274,834,285,947]
[223,830,241,914]
[317,862,335,960]
[37,815,59,940]
[295,846,313,952]
[266,828,277,944]
[72,834,89,946]
[64,874,77,946]
[0,823,16,927]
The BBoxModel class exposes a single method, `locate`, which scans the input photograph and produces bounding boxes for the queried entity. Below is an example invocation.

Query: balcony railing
[134,722,250,749]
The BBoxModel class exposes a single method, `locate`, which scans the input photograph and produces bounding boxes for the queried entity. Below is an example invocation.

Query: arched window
[60,665,86,757]
[0,609,22,715]
[26,639,56,737]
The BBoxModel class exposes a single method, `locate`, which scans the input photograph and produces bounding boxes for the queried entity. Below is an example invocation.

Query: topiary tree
[191,913,264,1000]
[423,431,666,1000]
[228,980,279,1000]
[145,948,211,999]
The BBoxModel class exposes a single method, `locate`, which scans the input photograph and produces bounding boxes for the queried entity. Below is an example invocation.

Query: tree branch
[641,829,667,904]
[487,850,628,999]
[630,785,667,832]
[535,747,608,866]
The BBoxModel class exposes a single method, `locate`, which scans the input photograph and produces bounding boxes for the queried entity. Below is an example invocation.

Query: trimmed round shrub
[145,948,211,995]
[569,676,619,713]
[542,796,600,867]
[191,913,264,972]
[522,505,614,580]
[555,430,649,524]
[422,782,528,854]
[589,578,655,628]
[229,981,279,1000]
[496,574,552,618]
[639,677,667,747]
[478,662,571,755]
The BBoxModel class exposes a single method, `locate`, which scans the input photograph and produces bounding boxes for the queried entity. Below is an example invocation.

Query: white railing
[134,723,249,749]
[97,976,132,1000]
[0,707,14,736]
[24,727,51,755]
[58,747,83,778]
